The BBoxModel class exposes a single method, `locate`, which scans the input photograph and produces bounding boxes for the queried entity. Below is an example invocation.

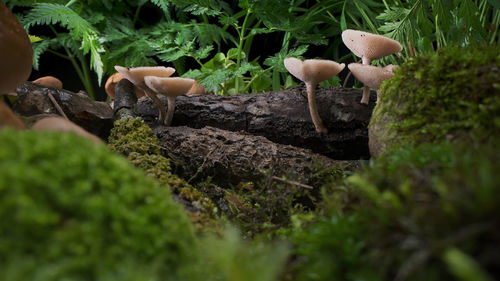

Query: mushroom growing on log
[135,85,375,160]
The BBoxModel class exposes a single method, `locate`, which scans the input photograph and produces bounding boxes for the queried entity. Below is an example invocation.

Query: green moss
[290,140,500,280]
[373,45,500,147]
[108,118,219,230]
[0,128,196,280]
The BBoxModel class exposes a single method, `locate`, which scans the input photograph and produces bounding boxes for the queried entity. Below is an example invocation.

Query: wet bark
[137,84,376,159]
[151,124,359,187]
[13,82,113,139]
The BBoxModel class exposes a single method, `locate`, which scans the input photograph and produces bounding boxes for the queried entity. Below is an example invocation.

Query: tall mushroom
[114,65,175,124]
[284,57,345,134]
[144,76,194,126]
[342,29,402,104]
[105,72,146,99]
[0,1,33,94]
[348,63,398,102]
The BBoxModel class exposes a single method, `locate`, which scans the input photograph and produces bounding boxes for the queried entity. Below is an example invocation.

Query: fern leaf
[32,39,51,70]
[24,3,105,84]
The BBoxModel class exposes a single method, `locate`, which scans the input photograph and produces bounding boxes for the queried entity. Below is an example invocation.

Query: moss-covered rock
[289,140,500,280]
[0,128,196,280]
[370,45,500,156]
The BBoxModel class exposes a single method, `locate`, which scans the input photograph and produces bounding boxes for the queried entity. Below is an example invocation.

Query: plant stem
[234,5,252,94]
[77,52,95,99]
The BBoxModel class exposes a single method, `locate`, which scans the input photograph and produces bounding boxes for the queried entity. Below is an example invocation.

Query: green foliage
[375,44,500,146]
[9,0,498,96]
[22,2,105,99]
[290,141,500,281]
[0,128,196,280]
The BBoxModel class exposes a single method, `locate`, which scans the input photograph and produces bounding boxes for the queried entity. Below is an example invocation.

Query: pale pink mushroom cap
[348,63,398,90]
[114,65,176,87]
[144,76,195,98]
[342,30,402,63]
[284,58,345,84]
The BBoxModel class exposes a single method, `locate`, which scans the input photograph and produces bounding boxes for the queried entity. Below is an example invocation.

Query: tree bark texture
[13,82,113,139]
[137,84,376,159]
[151,124,359,187]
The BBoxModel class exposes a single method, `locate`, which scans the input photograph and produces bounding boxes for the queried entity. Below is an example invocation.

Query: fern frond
[24,3,105,84]
[32,39,51,70]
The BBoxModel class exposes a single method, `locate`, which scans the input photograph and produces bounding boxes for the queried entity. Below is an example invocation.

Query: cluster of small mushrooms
[284,29,402,133]
[2,0,402,137]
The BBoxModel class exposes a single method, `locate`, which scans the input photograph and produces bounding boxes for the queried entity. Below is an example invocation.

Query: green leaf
[487,0,500,9]
[340,0,348,31]
[443,248,494,281]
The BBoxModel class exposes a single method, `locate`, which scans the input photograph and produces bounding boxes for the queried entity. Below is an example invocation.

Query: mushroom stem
[143,87,167,124]
[360,86,370,104]
[165,96,176,126]
[305,83,328,134]
[360,56,371,104]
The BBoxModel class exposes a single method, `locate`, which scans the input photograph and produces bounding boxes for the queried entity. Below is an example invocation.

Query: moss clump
[108,118,218,230]
[0,128,196,280]
[289,140,500,280]
[372,45,500,152]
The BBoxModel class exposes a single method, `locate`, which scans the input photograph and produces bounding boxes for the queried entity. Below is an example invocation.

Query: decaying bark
[137,84,376,159]
[113,79,137,120]
[13,82,113,139]
[151,124,359,187]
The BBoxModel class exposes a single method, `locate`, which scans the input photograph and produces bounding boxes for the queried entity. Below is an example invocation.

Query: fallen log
[137,84,376,159]
[151,124,359,187]
[13,82,113,139]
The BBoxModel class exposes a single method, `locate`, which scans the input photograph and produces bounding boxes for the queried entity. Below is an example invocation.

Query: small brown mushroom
[104,72,146,99]
[144,76,194,126]
[32,76,63,89]
[31,116,101,143]
[284,57,345,134]
[0,2,33,94]
[348,63,398,102]
[342,29,402,104]
[114,65,175,124]
[0,101,26,130]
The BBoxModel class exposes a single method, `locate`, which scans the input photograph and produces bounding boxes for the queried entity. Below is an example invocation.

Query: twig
[271,176,313,189]
[47,93,69,120]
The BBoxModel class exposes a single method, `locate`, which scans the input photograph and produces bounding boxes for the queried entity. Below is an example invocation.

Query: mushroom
[0,2,33,94]
[144,76,194,126]
[31,116,101,143]
[114,66,175,124]
[32,76,63,89]
[186,80,207,95]
[104,72,146,99]
[342,29,402,104]
[0,101,25,130]
[348,63,398,102]
[284,57,345,134]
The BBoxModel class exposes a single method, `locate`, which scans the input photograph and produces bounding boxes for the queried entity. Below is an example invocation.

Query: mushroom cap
[144,76,195,98]
[284,57,345,85]
[0,2,33,93]
[31,116,101,143]
[104,72,146,99]
[342,29,402,61]
[32,76,63,89]
[0,101,26,130]
[348,63,397,90]
[114,65,176,87]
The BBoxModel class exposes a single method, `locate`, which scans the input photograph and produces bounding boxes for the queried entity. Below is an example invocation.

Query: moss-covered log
[137,85,376,160]
[151,124,359,187]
